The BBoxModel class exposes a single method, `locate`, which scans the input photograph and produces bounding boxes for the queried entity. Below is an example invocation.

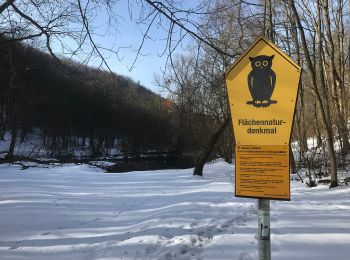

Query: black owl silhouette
[246,55,277,108]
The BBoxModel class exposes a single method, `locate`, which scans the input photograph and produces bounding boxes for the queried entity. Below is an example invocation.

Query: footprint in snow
[273,229,286,235]
[220,222,231,229]
[9,241,22,250]
[238,251,254,260]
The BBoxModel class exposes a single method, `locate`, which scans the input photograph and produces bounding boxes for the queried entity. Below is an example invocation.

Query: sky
[91,1,193,95]
[47,0,204,94]
[98,2,166,93]
[43,0,206,95]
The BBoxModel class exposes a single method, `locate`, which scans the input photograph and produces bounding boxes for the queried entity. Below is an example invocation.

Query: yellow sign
[225,36,301,146]
[235,145,290,200]
[225,36,301,200]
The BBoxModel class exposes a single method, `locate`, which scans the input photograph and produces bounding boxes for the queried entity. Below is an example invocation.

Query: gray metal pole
[258,199,271,260]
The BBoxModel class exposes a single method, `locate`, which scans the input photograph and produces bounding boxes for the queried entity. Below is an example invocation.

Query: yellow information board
[236,145,290,200]
[225,36,301,200]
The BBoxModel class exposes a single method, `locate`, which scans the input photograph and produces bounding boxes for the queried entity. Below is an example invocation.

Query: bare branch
[10,2,61,64]
[144,0,235,58]
[0,0,15,14]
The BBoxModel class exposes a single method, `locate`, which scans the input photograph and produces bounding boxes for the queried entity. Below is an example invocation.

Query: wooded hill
[0,41,180,159]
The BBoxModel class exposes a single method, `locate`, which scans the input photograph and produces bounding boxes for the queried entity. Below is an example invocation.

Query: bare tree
[289,0,338,188]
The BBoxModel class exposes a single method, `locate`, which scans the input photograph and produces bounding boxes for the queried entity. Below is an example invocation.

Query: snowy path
[0,161,349,259]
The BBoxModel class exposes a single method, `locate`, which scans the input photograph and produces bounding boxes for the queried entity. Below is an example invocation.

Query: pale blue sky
[92,1,194,94]
[51,1,204,94]
[87,0,215,95]
[101,2,166,93]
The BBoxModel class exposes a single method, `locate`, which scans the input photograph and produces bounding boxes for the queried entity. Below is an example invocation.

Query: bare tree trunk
[193,117,230,176]
[0,100,5,140]
[4,40,18,161]
[290,146,296,174]
[322,0,350,156]
[225,123,234,163]
[89,130,96,157]
[290,0,338,188]
[5,112,17,160]
[287,8,309,173]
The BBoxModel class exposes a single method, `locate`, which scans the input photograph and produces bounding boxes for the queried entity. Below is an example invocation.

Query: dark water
[106,156,194,173]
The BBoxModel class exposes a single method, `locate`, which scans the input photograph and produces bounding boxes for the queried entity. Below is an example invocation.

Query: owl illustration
[246,55,277,108]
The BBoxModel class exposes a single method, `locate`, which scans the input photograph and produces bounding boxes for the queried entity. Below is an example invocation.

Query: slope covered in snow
[0,161,349,259]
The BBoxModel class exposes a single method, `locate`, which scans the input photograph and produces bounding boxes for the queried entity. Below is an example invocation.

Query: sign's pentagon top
[225,36,301,146]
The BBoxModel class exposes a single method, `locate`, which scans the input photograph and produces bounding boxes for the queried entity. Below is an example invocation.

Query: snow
[0,161,349,259]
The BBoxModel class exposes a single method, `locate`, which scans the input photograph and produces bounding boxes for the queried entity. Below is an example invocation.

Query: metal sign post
[258,199,271,260]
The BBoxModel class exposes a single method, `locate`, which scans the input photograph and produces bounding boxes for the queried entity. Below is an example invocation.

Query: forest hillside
[0,41,177,159]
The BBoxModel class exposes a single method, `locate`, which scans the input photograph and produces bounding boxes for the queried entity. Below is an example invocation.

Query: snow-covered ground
[0,161,349,260]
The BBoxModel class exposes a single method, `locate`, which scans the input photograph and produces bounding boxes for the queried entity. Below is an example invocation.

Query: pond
[106,155,194,173]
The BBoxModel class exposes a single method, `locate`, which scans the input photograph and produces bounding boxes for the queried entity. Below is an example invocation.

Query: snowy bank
[0,161,349,259]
